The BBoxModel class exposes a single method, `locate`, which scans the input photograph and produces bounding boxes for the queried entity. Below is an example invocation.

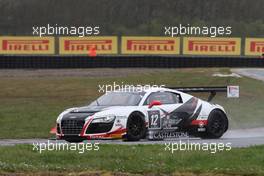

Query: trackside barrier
[0,36,264,56]
[0,55,264,68]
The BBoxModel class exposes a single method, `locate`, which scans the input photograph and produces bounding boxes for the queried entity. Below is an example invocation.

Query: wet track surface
[0,128,264,148]
[232,68,264,82]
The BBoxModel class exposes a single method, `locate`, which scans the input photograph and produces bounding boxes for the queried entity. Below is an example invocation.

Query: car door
[144,91,183,130]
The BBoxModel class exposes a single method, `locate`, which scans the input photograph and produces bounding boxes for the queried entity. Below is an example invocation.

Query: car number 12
[148,110,161,129]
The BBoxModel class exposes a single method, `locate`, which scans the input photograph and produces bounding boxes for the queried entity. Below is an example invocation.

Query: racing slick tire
[201,109,228,139]
[125,112,147,141]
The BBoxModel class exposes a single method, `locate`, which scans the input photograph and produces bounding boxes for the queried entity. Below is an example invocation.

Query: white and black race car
[55,87,229,142]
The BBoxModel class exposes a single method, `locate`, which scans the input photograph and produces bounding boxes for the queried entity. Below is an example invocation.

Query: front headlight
[92,115,116,123]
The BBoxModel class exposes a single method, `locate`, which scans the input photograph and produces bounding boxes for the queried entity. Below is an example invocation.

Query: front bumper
[56,117,126,140]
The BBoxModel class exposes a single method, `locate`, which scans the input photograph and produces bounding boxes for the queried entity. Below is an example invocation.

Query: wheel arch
[209,108,229,132]
[128,111,146,122]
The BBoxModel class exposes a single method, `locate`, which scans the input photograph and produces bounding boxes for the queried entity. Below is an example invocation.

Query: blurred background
[0,0,263,37]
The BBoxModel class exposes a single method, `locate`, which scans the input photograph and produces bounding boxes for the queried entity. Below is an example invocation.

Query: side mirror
[148,100,162,109]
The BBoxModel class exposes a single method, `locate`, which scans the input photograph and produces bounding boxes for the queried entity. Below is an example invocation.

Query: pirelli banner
[245,38,264,56]
[1,36,264,57]
[59,36,118,55]
[121,37,180,55]
[183,37,241,56]
[0,36,54,55]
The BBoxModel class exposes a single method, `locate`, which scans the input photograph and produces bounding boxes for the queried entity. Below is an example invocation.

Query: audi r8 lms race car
[55,87,229,142]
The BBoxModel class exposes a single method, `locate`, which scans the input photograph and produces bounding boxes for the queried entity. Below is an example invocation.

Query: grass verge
[0,144,263,175]
[0,68,264,138]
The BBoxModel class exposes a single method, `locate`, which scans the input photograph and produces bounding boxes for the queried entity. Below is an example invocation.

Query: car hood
[70,105,110,113]
[59,105,124,121]
[57,105,138,123]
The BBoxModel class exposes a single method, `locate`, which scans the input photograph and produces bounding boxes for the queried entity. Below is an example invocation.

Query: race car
[55,87,229,142]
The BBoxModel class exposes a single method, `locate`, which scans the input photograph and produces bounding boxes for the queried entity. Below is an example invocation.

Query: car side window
[144,91,183,105]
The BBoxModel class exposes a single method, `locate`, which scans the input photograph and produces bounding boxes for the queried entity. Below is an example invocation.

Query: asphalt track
[0,68,263,148]
[232,68,264,82]
[0,127,264,147]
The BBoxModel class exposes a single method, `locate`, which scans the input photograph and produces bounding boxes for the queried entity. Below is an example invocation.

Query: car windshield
[90,91,145,106]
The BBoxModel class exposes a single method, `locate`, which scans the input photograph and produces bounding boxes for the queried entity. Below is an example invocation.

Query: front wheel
[125,112,146,141]
[202,110,228,139]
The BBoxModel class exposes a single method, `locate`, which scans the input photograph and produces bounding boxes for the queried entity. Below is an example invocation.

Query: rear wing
[166,86,239,101]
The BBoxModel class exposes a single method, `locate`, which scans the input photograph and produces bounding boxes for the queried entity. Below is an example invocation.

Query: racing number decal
[148,110,161,129]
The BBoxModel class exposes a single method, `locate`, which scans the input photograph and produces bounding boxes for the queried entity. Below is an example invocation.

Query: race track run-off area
[0,68,264,176]
[0,68,264,148]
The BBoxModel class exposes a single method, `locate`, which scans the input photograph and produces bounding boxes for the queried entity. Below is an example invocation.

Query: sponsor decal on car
[148,131,188,140]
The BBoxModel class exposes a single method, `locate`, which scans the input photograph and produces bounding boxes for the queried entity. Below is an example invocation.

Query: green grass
[0,68,264,138]
[0,144,264,175]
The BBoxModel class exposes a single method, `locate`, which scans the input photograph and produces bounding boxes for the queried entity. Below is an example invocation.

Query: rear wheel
[202,110,228,139]
[125,112,146,141]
